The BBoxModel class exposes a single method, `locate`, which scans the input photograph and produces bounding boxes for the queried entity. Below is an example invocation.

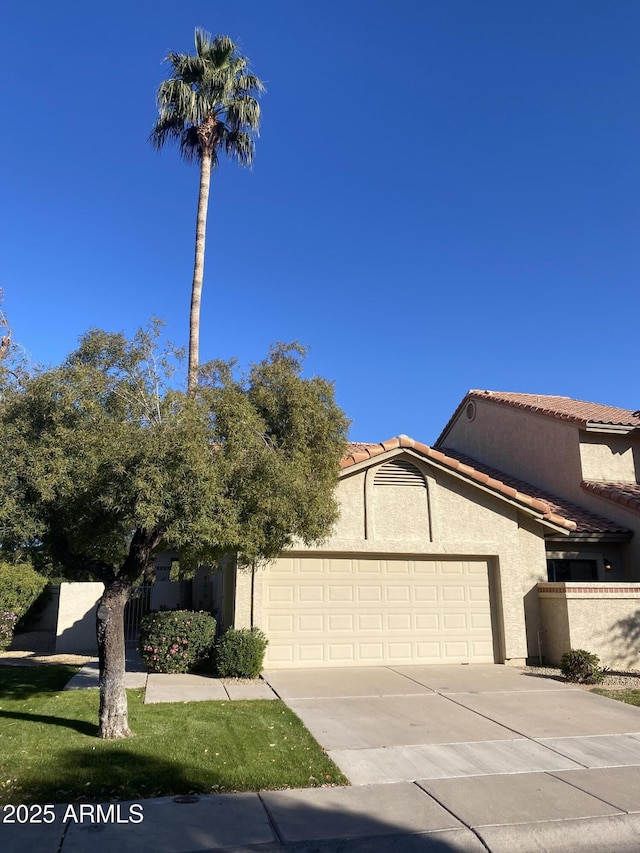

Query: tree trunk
[96,578,133,739]
[188,150,213,395]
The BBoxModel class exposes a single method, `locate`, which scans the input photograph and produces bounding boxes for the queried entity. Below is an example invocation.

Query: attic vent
[373,459,426,487]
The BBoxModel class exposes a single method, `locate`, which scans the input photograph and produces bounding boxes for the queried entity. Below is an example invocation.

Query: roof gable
[465,390,636,428]
[436,390,640,448]
[341,436,629,537]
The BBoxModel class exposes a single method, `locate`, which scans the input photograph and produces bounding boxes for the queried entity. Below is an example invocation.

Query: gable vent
[373,459,426,487]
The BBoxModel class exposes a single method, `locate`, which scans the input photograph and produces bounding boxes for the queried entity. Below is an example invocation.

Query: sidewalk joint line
[439,691,591,769]
[257,791,285,847]
[543,769,631,814]
[56,812,71,853]
[411,780,491,852]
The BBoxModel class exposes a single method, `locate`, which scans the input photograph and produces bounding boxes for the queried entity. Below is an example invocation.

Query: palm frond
[150,28,263,167]
[179,126,202,163]
[149,114,185,151]
[225,95,261,132]
[221,128,255,168]
[236,73,265,95]
[194,27,212,56]
[208,36,235,68]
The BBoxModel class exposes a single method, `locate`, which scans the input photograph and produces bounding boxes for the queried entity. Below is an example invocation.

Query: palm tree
[150,29,264,393]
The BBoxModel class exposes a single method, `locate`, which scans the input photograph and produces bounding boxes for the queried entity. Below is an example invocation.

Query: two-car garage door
[262,555,494,668]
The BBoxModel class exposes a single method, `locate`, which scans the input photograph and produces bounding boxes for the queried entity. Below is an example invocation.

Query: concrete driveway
[264,665,640,820]
[263,664,640,785]
[260,664,640,850]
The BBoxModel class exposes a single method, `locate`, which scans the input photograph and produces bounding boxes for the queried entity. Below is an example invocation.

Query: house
[434,391,640,669]
[55,391,640,671]
[221,425,635,670]
[436,391,640,581]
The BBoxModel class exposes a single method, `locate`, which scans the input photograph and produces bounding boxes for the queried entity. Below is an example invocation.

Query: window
[546,559,598,582]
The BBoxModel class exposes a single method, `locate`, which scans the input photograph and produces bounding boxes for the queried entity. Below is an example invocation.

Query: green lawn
[0,665,347,805]
[592,688,640,707]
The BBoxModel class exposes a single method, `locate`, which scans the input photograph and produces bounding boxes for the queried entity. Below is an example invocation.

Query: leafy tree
[0,325,348,738]
[150,29,264,394]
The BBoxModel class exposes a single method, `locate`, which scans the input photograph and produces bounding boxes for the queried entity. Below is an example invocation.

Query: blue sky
[2,1,639,442]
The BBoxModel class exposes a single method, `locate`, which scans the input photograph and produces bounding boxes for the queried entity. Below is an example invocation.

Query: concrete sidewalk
[4,781,640,852]
[5,662,640,851]
[63,656,278,701]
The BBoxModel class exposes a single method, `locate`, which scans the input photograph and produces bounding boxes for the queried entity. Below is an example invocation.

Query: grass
[591,688,640,707]
[0,665,347,805]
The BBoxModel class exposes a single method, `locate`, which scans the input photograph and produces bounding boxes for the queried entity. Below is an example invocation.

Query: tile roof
[346,442,381,455]
[582,481,640,514]
[441,451,631,536]
[466,391,640,428]
[341,436,629,536]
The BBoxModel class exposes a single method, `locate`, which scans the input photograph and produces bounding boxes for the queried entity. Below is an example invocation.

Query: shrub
[139,610,216,674]
[214,628,268,679]
[0,562,48,626]
[561,649,605,684]
[0,611,18,650]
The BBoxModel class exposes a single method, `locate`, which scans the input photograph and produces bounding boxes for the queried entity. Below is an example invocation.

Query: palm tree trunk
[188,150,213,394]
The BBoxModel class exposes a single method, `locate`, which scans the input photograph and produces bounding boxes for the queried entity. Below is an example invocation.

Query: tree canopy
[0,324,348,736]
[0,327,348,569]
[150,29,263,170]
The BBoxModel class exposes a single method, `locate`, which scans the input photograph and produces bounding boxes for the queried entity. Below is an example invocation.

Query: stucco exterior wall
[539,583,640,669]
[370,483,431,541]
[150,581,184,612]
[442,400,640,579]
[250,451,554,664]
[56,582,104,654]
[333,472,365,539]
[233,566,255,629]
[580,435,638,483]
[441,399,584,502]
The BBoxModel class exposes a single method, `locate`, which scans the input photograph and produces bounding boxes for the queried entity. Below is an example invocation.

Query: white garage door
[262,555,494,668]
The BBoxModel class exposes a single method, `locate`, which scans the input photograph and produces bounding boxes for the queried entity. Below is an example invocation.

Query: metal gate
[124,584,152,646]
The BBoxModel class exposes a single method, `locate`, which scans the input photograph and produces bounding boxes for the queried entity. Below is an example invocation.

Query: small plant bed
[525,664,640,690]
[0,666,346,805]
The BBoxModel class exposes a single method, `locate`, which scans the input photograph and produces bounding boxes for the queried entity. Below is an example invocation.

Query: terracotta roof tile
[467,391,640,428]
[347,442,381,454]
[436,391,640,446]
[341,438,629,536]
[582,481,640,513]
[440,449,630,536]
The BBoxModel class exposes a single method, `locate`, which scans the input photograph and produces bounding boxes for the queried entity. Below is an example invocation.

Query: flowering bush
[213,628,269,679]
[0,611,18,650]
[138,610,216,674]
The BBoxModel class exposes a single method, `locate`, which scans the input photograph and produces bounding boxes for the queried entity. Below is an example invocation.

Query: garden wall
[538,582,640,670]
[55,582,104,654]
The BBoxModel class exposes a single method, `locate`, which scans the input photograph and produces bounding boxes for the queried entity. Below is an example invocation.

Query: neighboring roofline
[341,435,576,533]
[584,424,637,435]
[435,393,474,447]
[435,391,640,446]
